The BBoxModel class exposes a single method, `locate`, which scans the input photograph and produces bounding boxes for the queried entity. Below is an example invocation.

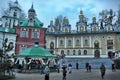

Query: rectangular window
[21,30,28,38]
[84,39,89,46]
[76,39,80,46]
[20,45,26,53]
[107,40,113,49]
[32,31,39,39]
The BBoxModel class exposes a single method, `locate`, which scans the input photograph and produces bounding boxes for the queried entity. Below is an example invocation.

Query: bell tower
[28,4,36,26]
[2,0,21,28]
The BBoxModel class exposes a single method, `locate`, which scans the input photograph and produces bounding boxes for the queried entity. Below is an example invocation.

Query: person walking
[88,63,92,72]
[68,63,72,74]
[112,62,116,71]
[86,62,89,72]
[44,65,50,80]
[76,62,79,69]
[56,63,60,73]
[100,63,106,79]
[63,67,67,80]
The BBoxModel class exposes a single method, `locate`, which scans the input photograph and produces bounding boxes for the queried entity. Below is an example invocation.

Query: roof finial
[31,3,34,9]
[28,3,35,13]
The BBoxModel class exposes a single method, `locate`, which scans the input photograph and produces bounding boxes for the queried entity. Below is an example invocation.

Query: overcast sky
[0,0,120,29]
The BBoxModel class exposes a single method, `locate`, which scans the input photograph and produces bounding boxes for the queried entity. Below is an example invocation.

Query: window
[84,39,88,46]
[107,40,113,49]
[93,26,97,31]
[76,39,80,46]
[50,42,54,49]
[13,12,17,17]
[21,30,28,38]
[20,45,26,52]
[73,50,76,55]
[32,30,39,39]
[67,50,70,55]
[94,40,99,48]
[78,50,81,55]
[65,28,68,32]
[84,50,87,55]
[60,40,64,46]
[80,25,84,31]
[50,28,54,32]
[68,40,72,46]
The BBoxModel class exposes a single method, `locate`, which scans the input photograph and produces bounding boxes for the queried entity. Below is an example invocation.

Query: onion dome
[28,4,35,13]
[14,0,18,4]
[79,9,84,18]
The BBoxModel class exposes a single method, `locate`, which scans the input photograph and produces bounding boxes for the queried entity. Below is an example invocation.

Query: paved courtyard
[12,69,120,80]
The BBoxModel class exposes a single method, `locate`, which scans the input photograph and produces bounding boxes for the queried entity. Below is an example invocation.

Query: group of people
[61,62,116,80]
[86,62,92,72]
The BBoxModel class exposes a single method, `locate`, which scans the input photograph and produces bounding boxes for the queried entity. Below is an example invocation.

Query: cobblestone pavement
[13,69,120,80]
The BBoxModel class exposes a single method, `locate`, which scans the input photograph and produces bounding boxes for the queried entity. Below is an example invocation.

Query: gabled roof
[20,17,43,28]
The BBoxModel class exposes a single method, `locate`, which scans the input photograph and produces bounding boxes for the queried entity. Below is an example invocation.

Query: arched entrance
[94,49,100,58]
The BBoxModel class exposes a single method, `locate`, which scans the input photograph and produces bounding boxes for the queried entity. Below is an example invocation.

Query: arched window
[76,39,80,46]
[65,28,68,32]
[94,40,99,48]
[50,42,54,49]
[80,25,84,32]
[84,39,88,46]
[68,40,72,46]
[13,12,17,17]
[60,40,64,46]
[93,26,97,31]
[50,28,54,32]
[84,50,87,55]
[67,50,70,55]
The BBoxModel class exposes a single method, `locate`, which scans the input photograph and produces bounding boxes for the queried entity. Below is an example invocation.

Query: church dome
[14,0,18,4]
[28,4,35,13]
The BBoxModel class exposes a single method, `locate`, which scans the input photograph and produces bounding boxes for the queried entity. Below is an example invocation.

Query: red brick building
[15,4,46,54]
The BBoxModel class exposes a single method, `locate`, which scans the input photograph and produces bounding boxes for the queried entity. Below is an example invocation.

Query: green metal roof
[18,45,55,58]
[0,27,15,33]
[20,17,43,28]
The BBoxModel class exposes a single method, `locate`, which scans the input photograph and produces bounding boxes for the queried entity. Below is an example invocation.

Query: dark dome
[14,0,18,4]
[28,9,35,13]
[28,4,35,13]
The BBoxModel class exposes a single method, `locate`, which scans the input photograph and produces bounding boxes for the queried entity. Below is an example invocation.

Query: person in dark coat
[86,62,89,72]
[76,62,79,69]
[44,66,50,80]
[100,63,106,79]
[88,63,92,72]
[112,62,116,71]
[63,67,67,80]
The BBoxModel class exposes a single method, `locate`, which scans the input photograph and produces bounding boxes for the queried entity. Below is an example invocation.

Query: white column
[65,36,66,48]
[89,36,92,47]
[73,37,75,48]
[81,36,83,47]
[7,19,10,28]
[57,37,59,48]
[2,18,6,27]
[10,19,13,28]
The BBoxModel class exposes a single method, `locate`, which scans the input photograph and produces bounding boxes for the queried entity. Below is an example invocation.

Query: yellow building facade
[46,10,120,58]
